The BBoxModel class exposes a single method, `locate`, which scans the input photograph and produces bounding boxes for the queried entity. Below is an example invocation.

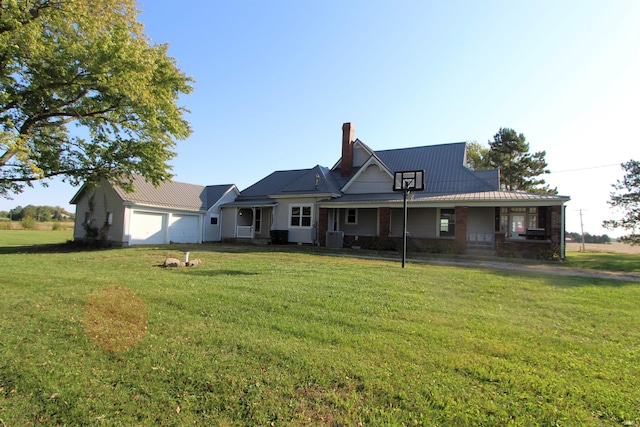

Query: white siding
[204,188,239,242]
[344,164,392,194]
[73,180,125,244]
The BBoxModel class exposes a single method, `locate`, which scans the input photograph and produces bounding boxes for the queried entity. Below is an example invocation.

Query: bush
[20,216,36,229]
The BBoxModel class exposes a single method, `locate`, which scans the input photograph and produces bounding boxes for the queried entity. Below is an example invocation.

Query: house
[70,175,238,246]
[220,122,570,259]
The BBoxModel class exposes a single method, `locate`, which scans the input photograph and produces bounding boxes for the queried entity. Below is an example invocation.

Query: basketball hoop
[392,170,425,268]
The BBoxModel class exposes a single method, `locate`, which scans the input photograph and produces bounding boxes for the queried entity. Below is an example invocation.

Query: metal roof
[374,142,499,195]
[71,175,235,211]
[318,190,570,207]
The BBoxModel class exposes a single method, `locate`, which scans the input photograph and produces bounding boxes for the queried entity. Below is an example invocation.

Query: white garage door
[130,211,166,245]
[169,214,199,243]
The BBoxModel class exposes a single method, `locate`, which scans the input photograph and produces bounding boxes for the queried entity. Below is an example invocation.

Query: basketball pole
[402,183,408,268]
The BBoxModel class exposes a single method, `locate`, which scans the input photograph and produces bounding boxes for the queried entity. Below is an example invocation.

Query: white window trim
[345,208,358,225]
[289,204,313,229]
[437,208,456,238]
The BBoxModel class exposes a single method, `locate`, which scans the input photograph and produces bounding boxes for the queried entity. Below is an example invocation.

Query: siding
[389,208,438,238]
[345,164,392,194]
[340,208,378,236]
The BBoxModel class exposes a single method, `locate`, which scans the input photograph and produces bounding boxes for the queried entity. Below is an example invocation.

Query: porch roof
[317,190,570,207]
[221,199,277,208]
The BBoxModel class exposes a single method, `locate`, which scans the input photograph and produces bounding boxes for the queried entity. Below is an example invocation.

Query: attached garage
[130,211,166,245]
[71,176,237,246]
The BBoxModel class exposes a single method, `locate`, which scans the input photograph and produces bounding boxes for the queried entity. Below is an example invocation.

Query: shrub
[20,216,36,229]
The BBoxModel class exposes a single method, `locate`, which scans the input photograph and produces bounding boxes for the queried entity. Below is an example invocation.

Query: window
[345,208,358,225]
[210,215,219,225]
[290,205,312,228]
[106,212,113,225]
[439,208,455,237]
[255,208,262,233]
[500,207,540,239]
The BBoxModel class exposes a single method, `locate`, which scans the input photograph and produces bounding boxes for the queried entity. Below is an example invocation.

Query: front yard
[0,241,638,425]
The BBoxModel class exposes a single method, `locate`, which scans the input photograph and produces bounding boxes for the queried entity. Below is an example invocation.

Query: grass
[0,242,639,426]
[563,251,640,273]
[0,229,73,247]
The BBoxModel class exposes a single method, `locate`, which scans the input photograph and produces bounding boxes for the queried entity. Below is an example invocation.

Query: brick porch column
[379,207,391,240]
[318,208,328,247]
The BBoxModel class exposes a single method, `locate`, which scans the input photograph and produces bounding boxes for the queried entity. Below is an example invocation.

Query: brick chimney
[341,122,355,176]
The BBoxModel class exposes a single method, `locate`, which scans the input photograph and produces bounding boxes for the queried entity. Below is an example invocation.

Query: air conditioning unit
[325,231,344,249]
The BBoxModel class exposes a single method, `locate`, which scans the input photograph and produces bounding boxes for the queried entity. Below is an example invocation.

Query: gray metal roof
[72,175,235,211]
[318,190,569,206]
[374,142,499,194]
[112,175,208,210]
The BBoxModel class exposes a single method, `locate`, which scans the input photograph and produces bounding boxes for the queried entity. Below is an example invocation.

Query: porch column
[455,206,468,254]
[379,207,391,240]
[318,208,328,247]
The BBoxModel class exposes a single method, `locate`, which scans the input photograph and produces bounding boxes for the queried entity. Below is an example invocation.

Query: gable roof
[71,175,236,211]
[367,142,499,195]
[236,140,501,201]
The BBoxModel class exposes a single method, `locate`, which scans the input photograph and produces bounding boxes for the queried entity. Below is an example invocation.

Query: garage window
[210,215,219,225]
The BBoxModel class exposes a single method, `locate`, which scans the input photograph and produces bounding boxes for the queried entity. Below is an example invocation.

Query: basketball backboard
[393,170,425,192]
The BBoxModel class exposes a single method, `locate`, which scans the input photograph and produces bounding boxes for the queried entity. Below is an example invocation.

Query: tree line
[1,205,74,221]
[566,232,611,244]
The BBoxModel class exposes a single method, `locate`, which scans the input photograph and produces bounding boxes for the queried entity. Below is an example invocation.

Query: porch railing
[237,225,253,239]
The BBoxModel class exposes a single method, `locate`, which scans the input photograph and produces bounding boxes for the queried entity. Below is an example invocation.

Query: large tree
[487,128,556,194]
[465,141,490,170]
[0,0,193,197]
[603,160,640,245]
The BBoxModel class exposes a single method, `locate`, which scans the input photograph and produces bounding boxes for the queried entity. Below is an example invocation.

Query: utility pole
[579,209,586,253]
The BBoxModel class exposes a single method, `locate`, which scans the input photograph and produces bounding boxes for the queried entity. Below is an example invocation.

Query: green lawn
[0,244,639,426]
[0,229,73,247]
[563,251,640,273]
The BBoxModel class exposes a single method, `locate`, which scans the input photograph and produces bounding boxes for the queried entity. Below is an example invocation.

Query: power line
[545,164,620,174]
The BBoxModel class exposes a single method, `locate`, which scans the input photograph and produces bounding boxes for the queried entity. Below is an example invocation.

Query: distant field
[566,241,640,254]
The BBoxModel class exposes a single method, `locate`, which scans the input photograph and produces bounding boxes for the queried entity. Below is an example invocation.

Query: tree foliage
[4,204,73,220]
[487,128,556,194]
[0,0,193,197]
[465,141,491,170]
[566,231,611,244]
[603,160,640,245]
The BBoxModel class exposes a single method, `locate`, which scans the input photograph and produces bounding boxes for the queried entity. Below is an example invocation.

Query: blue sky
[2,0,639,236]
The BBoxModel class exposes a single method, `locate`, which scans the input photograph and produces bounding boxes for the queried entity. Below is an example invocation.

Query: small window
[290,205,312,228]
[106,212,113,225]
[255,208,261,233]
[439,208,455,237]
[84,212,92,224]
[345,208,357,225]
[210,216,218,225]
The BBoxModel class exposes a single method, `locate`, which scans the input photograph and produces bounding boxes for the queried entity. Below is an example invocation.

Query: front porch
[318,204,566,260]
